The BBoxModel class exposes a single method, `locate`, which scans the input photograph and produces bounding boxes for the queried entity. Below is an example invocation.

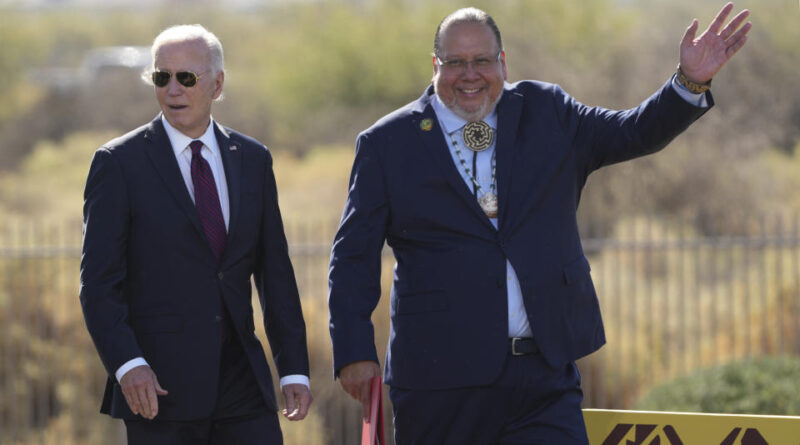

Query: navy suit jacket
[80,116,309,419]
[329,78,711,390]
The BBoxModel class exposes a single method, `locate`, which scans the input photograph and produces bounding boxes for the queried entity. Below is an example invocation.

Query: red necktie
[190,140,231,342]
[189,140,226,262]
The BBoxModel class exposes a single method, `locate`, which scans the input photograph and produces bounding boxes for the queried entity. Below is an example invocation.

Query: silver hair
[150,24,224,75]
[433,8,503,58]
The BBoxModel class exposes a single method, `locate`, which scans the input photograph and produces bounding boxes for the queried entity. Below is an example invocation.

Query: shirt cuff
[280,374,310,389]
[115,357,149,382]
[671,75,709,108]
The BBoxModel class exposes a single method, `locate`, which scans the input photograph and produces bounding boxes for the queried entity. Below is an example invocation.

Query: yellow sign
[584,409,800,445]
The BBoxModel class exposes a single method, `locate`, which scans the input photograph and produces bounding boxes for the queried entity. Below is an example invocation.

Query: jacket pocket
[562,255,591,286]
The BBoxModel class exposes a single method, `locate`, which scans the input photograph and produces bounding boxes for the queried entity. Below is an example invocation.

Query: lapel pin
[420,118,434,132]
[229,144,238,151]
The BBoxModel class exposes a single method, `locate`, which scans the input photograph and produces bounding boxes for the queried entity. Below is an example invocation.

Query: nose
[461,62,481,78]
[166,77,183,95]
[465,61,482,72]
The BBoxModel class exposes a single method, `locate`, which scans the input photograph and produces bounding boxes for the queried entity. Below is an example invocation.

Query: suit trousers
[125,335,282,445]
[389,353,589,445]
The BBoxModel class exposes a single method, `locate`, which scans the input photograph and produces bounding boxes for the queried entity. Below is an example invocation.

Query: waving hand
[679,2,752,84]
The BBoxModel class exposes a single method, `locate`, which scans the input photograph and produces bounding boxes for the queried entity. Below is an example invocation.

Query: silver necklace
[449,130,498,218]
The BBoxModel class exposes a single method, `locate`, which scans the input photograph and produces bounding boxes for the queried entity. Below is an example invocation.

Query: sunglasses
[151,70,205,88]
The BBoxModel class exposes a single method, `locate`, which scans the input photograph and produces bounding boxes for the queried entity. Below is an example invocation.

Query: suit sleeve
[328,131,389,375]
[79,148,143,376]
[253,150,310,378]
[555,76,713,177]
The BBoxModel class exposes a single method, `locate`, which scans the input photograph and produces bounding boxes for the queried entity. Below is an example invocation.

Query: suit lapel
[215,122,242,263]
[412,88,495,230]
[142,117,206,239]
[494,89,523,228]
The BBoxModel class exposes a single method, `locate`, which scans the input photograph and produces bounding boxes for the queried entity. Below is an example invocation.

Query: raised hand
[679,2,752,84]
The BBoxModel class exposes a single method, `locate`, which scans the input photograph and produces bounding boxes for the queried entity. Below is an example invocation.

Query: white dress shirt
[431,96,533,338]
[116,116,308,390]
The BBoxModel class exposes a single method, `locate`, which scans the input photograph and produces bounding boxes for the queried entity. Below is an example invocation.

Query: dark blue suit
[329,79,711,442]
[80,117,308,422]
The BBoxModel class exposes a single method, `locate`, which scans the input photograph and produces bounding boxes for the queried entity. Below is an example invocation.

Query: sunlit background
[1,0,798,444]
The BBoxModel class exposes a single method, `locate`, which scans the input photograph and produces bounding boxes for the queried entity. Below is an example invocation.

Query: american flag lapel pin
[229,144,238,151]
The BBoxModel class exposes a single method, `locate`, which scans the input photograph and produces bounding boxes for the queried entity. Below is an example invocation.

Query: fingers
[719,9,750,40]
[680,19,699,49]
[155,379,169,396]
[282,384,313,421]
[726,19,751,48]
[283,387,297,418]
[144,382,159,419]
[707,2,734,34]
[726,34,748,59]
[344,378,373,421]
[341,377,373,419]
[121,386,141,416]
[337,361,380,420]
[359,386,372,422]
[119,366,165,420]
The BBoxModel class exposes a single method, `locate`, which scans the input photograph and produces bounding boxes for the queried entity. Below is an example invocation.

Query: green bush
[634,356,800,415]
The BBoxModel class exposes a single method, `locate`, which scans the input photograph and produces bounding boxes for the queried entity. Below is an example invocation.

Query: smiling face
[433,21,507,122]
[153,38,223,138]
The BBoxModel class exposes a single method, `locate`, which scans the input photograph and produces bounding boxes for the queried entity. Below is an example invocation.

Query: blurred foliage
[0,132,353,224]
[0,0,798,232]
[0,131,116,221]
[272,145,353,220]
[761,140,800,210]
[634,356,800,415]
[0,243,118,444]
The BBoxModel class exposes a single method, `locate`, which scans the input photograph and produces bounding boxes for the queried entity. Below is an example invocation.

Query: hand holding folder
[361,376,385,445]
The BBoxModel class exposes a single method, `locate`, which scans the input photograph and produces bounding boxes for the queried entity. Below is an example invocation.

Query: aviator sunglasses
[151,70,205,88]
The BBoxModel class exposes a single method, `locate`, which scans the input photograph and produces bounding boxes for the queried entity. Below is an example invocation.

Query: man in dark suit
[80,25,312,444]
[329,4,750,444]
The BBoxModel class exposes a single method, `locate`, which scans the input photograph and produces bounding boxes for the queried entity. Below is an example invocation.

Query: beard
[434,84,502,122]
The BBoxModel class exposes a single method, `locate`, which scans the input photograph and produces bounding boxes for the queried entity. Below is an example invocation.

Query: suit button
[496,234,507,248]
[218,272,224,280]
[215,316,223,323]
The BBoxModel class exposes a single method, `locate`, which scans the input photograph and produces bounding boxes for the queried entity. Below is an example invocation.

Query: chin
[452,102,489,122]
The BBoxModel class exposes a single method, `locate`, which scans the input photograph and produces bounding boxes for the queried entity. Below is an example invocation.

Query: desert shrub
[634,356,800,415]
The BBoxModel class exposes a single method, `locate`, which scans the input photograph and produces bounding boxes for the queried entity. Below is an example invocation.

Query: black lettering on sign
[602,424,684,445]
[720,427,769,445]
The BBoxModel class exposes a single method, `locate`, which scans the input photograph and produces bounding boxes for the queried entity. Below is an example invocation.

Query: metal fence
[1,214,798,445]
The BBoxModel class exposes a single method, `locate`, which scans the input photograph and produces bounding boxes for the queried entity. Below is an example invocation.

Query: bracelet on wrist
[676,65,711,94]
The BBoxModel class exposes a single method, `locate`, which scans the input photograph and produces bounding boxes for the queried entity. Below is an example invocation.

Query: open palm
[679,2,751,84]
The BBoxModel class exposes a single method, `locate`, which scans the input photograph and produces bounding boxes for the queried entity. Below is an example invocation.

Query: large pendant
[462,121,494,152]
[478,192,498,218]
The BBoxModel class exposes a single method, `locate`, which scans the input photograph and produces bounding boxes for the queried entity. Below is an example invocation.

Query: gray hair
[151,24,224,75]
[433,8,503,58]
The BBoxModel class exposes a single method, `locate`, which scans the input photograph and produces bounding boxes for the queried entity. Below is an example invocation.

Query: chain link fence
[1,214,798,444]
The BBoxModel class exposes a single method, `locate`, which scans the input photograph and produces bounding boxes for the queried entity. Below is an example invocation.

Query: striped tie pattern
[189,140,226,261]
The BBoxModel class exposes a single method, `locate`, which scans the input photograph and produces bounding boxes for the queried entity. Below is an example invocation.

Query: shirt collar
[431,94,498,135]
[161,115,220,158]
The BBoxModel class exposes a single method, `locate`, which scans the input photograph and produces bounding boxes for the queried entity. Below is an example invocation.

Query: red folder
[361,376,385,445]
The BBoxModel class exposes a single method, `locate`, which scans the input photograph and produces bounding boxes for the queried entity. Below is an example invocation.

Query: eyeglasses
[151,70,206,88]
[435,52,502,74]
